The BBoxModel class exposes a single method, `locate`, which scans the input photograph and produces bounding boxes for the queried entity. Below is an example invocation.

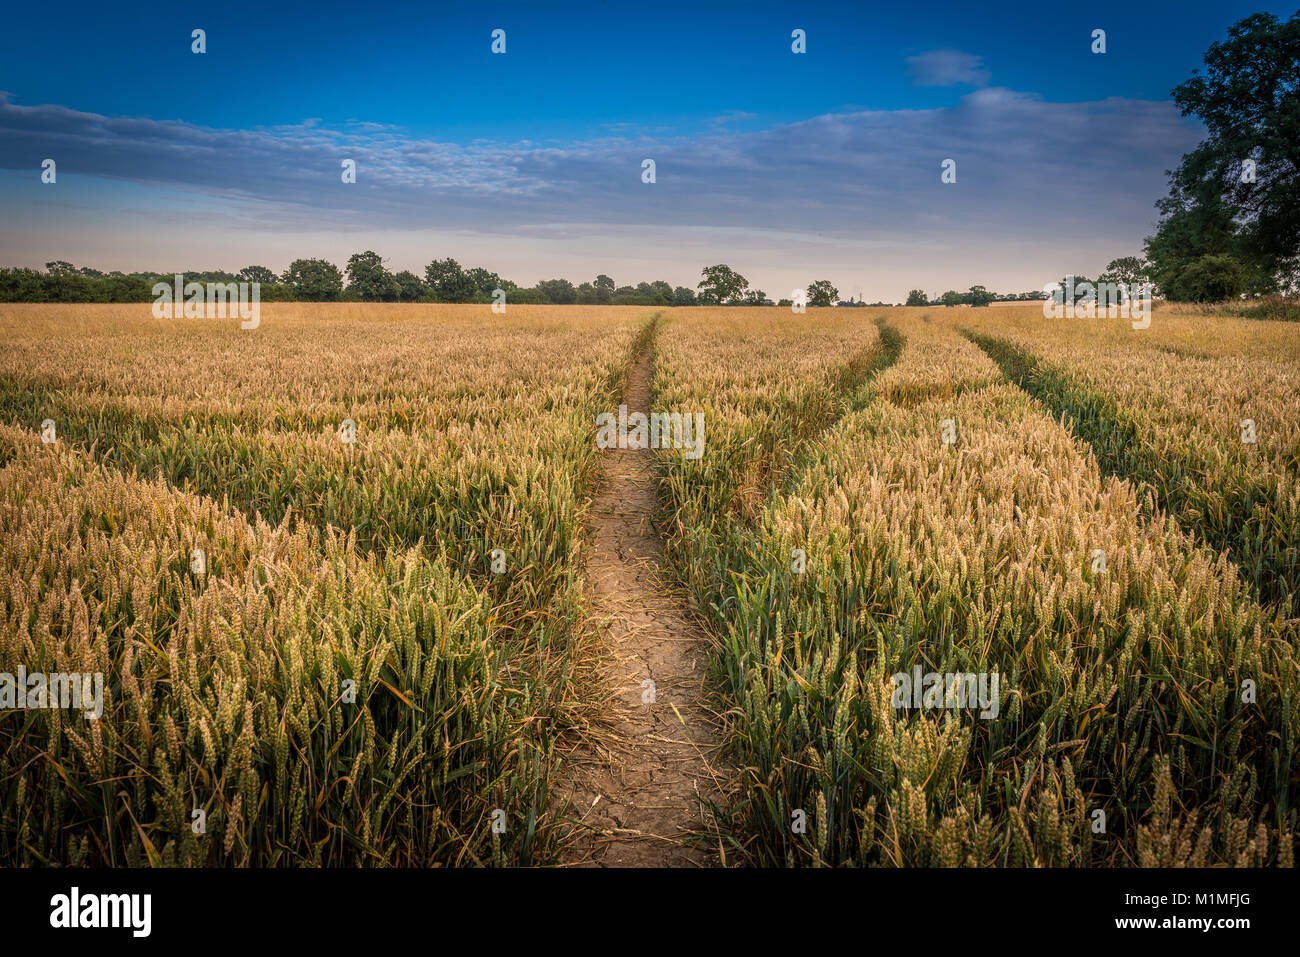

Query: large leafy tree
[537,278,577,304]
[393,270,428,302]
[346,251,400,301]
[424,258,478,302]
[238,265,277,285]
[282,258,343,301]
[465,267,504,298]
[905,289,927,306]
[697,264,748,305]
[1147,11,1300,294]
[1164,254,1249,302]
[806,279,838,306]
[1098,256,1152,287]
[1145,190,1242,295]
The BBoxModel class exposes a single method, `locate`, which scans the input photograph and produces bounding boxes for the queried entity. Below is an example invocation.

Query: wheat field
[1,302,1296,866]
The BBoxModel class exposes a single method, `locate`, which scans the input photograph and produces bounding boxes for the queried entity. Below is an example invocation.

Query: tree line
[0,256,692,306]
[0,257,1050,309]
[0,256,859,307]
[903,286,1050,307]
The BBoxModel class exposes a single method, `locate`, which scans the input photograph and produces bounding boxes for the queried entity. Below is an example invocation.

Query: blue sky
[0,0,1291,299]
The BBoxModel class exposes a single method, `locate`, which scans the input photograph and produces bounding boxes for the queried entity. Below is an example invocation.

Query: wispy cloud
[905,49,992,88]
[709,110,758,130]
[0,88,1201,295]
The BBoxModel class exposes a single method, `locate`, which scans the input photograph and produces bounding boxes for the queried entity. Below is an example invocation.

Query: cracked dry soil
[560,338,731,867]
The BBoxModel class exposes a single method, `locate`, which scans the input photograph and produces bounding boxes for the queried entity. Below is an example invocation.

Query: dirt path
[559,335,730,867]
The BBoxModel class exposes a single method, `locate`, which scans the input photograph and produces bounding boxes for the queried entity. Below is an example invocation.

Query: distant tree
[504,285,546,304]
[594,274,615,304]
[40,266,93,301]
[537,278,577,304]
[575,282,599,304]
[939,290,964,306]
[743,289,771,305]
[465,267,504,298]
[806,279,838,307]
[1054,276,1097,305]
[1098,256,1151,288]
[425,258,478,302]
[393,270,428,302]
[238,265,277,285]
[0,268,50,302]
[967,284,996,307]
[102,273,154,302]
[672,285,696,306]
[346,251,400,301]
[629,281,670,305]
[905,289,928,306]
[698,264,748,305]
[283,259,344,300]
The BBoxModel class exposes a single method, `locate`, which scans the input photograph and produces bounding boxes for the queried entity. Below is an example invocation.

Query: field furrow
[963,313,1300,613]
[661,310,1298,866]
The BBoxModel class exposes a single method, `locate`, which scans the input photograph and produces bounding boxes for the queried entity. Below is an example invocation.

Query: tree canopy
[697,264,749,305]
[806,280,839,307]
[1146,11,1300,298]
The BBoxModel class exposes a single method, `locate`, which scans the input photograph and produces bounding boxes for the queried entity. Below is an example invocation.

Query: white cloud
[0,88,1203,299]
